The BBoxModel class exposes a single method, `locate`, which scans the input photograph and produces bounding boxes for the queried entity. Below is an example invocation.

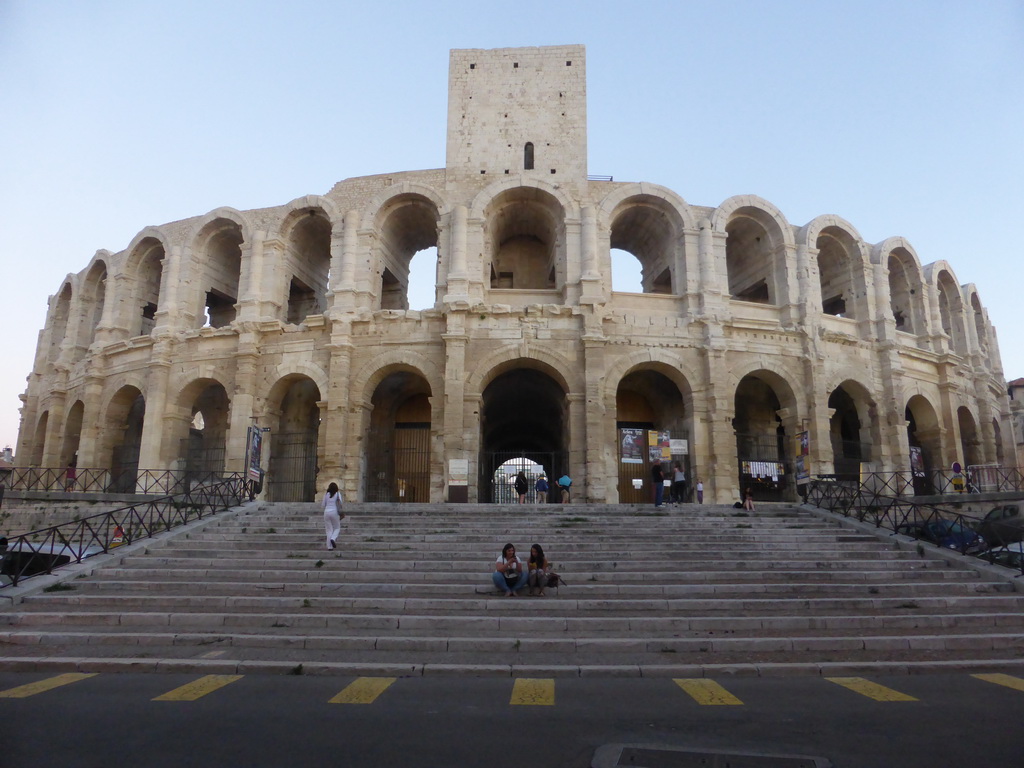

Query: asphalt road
[1,671,1021,767]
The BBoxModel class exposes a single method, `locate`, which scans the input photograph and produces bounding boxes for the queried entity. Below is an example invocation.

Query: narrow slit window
[524,142,534,170]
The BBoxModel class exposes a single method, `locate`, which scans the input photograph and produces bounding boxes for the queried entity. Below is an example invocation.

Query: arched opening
[60,400,85,469]
[364,371,432,502]
[828,385,872,480]
[130,238,165,337]
[181,382,230,484]
[734,374,791,501]
[485,188,563,291]
[936,270,966,355]
[609,197,678,294]
[957,406,981,468]
[479,367,567,503]
[524,142,534,170]
[906,395,941,495]
[48,285,72,363]
[376,196,439,310]
[816,228,864,319]
[75,261,107,357]
[267,376,321,501]
[284,209,331,324]
[887,248,922,334]
[104,387,145,492]
[726,210,780,305]
[610,249,643,292]
[30,411,48,467]
[196,220,243,328]
[615,368,689,504]
[971,293,988,354]
[406,247,438,310]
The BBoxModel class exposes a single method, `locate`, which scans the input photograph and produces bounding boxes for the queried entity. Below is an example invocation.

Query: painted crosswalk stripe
[510,678,555,706]
[153,675,243,701]
[825,677,917,702]
[329,677,397,704]
[0,673,98,699]
[972,673,1024,692]
[674,678,743,705]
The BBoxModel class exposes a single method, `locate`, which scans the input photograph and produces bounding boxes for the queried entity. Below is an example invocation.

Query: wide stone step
[67,578,1010,598]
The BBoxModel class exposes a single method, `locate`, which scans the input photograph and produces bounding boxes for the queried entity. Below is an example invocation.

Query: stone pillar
[579,206,603,305]
[137,341,173,471]
[443,205,469,304]
[442,313,468,501]
[76,373,106,468]
[225,342,260,473]
[324,328,354,497]
[582,334,607,502]
[567,392,586,499]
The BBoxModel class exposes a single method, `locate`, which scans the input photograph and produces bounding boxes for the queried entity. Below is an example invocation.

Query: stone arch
[360,363,434,503]
[171,376,231,481]
[873,237,926,335]
[731,366,801,501]
[826,378,879,478]
[479,185,567,291]
[603,188,691,295]
[800,216,869,320]
[189,208,251,329]
[366,190,443,310]
[74,257,109,356]
[60,399,85,469]
[928,262,967,355]
[965,286,989,354]
[712,196,794,306]
[906,393,941,493]
[612,358,695,503]
[465,344,580,399]
[47,282,74,363]
[477,359,570,503]
[351,350,445,410]
[956,405,982,468]
[278,202,334,324]
[264,374,323,502]
[29,410,48,466]
[99,385,146,491]
[123,229,171,337]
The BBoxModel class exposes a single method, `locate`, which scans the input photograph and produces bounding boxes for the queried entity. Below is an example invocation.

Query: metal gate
[268,431,319,502]
[365,423,430,502]
[179,434,226,491]
[482,451,563,503]
[736,432,790,501]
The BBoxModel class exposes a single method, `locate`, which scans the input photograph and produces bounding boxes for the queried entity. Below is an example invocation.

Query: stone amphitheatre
[14,44,1014,506]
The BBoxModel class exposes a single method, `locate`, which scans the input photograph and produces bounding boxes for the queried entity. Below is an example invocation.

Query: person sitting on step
[527,543,551,597]
[492,542,528,597]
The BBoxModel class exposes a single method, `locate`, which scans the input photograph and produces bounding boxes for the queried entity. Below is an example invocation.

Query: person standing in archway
[535,474,549,504]
[557,473,572,503]
[514,470,528,504]
[651,459,665,508]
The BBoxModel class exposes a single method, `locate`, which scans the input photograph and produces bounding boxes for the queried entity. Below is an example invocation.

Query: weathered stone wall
[14,45,1016,505]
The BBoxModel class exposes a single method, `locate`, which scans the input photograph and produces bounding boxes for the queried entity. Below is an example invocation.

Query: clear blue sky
[1,0,1021,456]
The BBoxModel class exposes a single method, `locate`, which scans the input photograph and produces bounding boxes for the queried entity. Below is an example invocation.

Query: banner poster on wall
[910,445,925,478]
[619,428,645,464]
[795,431,810,484]
[247,427,263,482]
[647,430,671,463]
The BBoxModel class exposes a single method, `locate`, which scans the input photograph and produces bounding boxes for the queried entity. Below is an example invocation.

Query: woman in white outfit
[322,481,344,550]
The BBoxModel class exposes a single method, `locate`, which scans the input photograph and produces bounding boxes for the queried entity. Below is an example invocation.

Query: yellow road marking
[510,678,555,706]
[826,677,917,702]
[674,678,743,706]
[973,673,1024,692]
[153,674,242,701]
[0,673,97,699]
[329,677,397,704]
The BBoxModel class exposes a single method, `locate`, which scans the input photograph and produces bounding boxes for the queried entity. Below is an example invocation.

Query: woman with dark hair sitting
[527,543,551,597]
[491,543,528,597]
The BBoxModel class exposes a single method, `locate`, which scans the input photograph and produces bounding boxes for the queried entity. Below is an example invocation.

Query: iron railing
[806,476,1023,575]
[815,467,1024,498]
[0,474,253,587]
[0,466,238,495]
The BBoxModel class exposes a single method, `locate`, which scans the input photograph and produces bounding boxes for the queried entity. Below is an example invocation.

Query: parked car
[976,504,1024,547]
[896,519,987,555]
[979,542,1024,571]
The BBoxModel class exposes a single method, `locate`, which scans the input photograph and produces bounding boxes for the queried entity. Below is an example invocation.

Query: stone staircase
[1,501,1022,677]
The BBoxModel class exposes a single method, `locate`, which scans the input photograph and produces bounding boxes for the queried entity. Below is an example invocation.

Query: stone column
[136,341,172,472]
[442,313,468,501]
[443,205,469,304]
[76,373,106,468]
[567,392,586,499]
[582,334,607,502]
[324,328,354,497]
[225,342,260,473]
[579,206,603,305]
